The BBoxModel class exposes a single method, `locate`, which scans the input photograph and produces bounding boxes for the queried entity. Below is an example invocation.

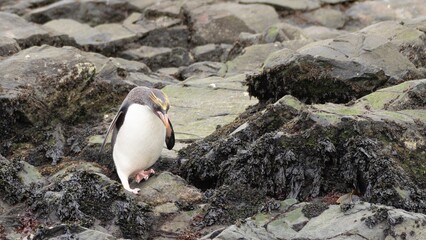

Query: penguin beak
[157,111,172,137]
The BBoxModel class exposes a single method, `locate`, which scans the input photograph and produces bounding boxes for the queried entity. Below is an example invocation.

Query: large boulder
[187,2,280,45]
[247,18,426,104]
[177,80,426,224]
[0,45,177,161]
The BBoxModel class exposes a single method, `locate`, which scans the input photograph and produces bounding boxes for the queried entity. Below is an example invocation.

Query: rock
[227,23,307,61]
[133,172,203,206]
[0,155,43,204]
[44,19,138,56]
[120,46,193,71]
[26,0,138,26]
[202,201,426,240]
[157,207,206,238]
[179,62,227,80]
[303,8,346,29]
[247,18,426,103]
[345,0,426,31]
[31,166,154,239]
[0,37,20,57]
[226,43,283,77]
[0,12,65,49]
[192,44,232,62]
[302,26,348,40]
[162,74,257,140]
[188,2,280,45]
[140,25,190,48]
[0,45,177,162]
[178,80,426,219]
[239,0,321,11]
[33,225,119,240]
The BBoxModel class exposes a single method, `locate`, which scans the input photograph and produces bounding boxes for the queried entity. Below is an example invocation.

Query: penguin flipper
[165,118,175,150]
[99,110,123,154]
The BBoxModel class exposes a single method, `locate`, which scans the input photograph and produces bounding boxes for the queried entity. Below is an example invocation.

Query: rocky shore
[0,0,425,239]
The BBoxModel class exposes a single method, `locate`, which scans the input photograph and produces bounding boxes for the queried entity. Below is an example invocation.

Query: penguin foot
[135,169,155,183]
[126,187,140,194]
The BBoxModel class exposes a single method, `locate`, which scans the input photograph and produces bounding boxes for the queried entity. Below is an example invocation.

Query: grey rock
[0,37,20,57]
[44,19,138,56]
[188,2,280,45]
[202,202,426,240]
[227,23,307,60]
[140,25,190,48]
[0,155,43,204]
[240,0,321,11]
[179,61,227,80]
[178,80,426,220]
[133,172,203,206]
[248,18,426,103]
[127,0,156,10]
[320,0,351,3]
[32,166,153,239]
[120,46,193,71]
[33,225,118,240]
[0,45,176,161]
[26,0,138,26]
[0,12,53,48]
[345,0,426,31]
[162,74,257,140]
[302,26,348,40]
[192,44,232,62]
[226,43,283,77]
[303,8,346,29]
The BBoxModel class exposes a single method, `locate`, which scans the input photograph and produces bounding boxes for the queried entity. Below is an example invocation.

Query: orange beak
[157,111,172,137]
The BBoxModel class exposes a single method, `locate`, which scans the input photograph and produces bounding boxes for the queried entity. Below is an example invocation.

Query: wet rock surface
[0,0,425,239]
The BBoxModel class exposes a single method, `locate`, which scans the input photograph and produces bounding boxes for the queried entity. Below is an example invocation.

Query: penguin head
[148,89,173,143]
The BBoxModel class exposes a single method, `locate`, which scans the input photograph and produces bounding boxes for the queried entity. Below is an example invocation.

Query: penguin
[100,86,175,194]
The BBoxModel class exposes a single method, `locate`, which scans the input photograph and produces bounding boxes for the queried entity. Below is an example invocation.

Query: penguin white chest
[113,104,166,176]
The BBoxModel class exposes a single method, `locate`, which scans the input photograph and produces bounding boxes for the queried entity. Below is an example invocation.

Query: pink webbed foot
[134,169,156,183]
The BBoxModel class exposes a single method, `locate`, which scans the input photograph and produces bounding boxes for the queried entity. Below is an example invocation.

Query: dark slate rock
[178,61,226,80]
[192,44,232,62]
[345,0,426,31]
[44,19,138,56]
[0,37,20,57]
[26,0,139,26]
[0,45,177,161]
[0,12,72,49]
[187,2,280,45]
[302,8,346,29]
[140,25,190,48]
[177,80,426,225]
[120,46,193,71]
[239,0,321,11]
[247,18,426,104]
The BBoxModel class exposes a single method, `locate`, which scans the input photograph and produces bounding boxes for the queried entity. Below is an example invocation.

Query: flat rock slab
[120,45,193,71]
[226,43,283,77]
[0,12,55,48]
[248,18,426,103]
[26,0,138,26]
[44,19,138,55]
[202,201,426,240]
[162,75,257,140]
[188,2,280,45]
[240,0,321,11]
[133,171,203,206]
